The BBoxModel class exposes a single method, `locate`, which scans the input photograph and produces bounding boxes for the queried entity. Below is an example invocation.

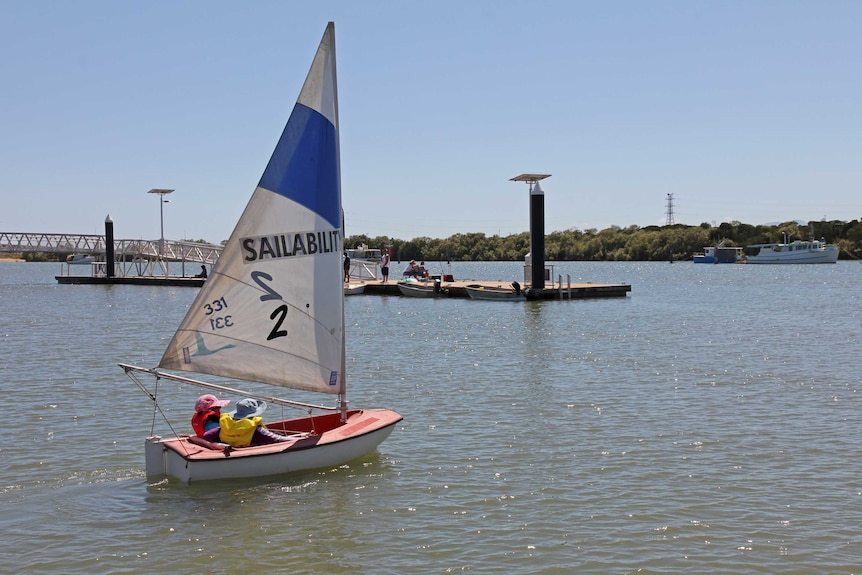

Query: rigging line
[150,378,158,436]
[119,363,338,412]
[122,366,197,459]
[123,367,161,435]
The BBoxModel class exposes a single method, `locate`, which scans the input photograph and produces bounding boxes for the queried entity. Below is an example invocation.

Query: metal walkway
[0,232,222,263]
[1,232,223,279]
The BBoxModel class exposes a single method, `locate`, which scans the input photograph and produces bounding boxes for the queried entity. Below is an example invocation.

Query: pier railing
[0,233,222,263]
[0,232,106,254]
[2,232,224,277]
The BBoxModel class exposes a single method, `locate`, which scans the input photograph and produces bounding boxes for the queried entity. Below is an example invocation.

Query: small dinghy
[121,23,401,483]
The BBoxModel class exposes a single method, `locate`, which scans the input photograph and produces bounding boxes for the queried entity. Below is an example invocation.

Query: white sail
[159,23,344,396]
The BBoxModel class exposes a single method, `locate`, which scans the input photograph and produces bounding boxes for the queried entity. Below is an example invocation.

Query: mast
[329,22,348,422]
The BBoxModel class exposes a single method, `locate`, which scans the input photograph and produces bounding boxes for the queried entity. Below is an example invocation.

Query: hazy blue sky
[2,1,859,244]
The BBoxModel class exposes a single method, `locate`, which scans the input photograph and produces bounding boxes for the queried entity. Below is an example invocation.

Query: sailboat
[120,22,402,483]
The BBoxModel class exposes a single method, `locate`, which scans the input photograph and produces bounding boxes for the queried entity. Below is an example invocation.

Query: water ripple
[2,262,861,573]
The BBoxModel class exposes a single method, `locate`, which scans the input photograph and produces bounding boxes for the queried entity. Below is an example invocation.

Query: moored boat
[66,254,96,264]
[744,239,838,264]
[344,282,366,295]
[397,279,448,298]
[693,245,744,264]
[465,282,526,301]
[346,244,382,263]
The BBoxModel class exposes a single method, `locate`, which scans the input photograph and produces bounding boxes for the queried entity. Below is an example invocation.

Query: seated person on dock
[403,260,421,277]
[418,261,430,278]
[191,394,230,437]
[203,398,292,447]
[195,265,208,278]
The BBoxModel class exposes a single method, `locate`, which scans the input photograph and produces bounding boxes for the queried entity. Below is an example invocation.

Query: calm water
[1,260,860,574]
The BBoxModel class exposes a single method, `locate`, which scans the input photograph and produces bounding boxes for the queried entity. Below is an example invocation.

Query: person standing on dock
[380,249,390,282]
[343,253,351,282]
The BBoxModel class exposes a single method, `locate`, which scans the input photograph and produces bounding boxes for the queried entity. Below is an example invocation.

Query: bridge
[0,232,223,277]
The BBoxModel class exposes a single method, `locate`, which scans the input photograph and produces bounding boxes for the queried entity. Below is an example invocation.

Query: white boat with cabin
[346,244,382,263]
[744,239,839,264]
[120,23,401,483]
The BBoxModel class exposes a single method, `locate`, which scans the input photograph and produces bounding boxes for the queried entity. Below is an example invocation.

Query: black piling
[105,215,115,278]
[529,182,545,290]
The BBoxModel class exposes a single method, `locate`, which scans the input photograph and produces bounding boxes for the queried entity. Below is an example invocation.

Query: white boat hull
[397,282,446,298]
[745,241,839,264]
[344,283,366,295]
[465,285,525,301]
[66,254,96,264]
[145,409,401,483]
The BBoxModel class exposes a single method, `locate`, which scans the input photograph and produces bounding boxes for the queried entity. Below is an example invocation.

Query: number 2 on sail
[251,271,288,340]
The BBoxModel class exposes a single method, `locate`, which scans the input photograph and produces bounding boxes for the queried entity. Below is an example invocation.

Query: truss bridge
[0,232,223,278]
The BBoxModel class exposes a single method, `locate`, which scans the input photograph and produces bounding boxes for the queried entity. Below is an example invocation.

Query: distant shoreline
[0,256,25,262]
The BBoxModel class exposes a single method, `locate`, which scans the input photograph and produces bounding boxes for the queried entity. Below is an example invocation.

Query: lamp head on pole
[509,173,551,194]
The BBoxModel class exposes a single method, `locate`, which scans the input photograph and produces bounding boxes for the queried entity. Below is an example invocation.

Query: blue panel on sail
[258,103,340,229]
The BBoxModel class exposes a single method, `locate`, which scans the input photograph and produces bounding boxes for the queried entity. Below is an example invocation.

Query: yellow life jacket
[218,413,263,447]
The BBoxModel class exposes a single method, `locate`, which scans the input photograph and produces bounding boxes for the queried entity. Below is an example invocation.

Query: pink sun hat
[194,394,230,413]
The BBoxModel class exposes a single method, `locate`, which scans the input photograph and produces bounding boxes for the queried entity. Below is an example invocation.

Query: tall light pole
[148,188,174,257]
[510,174,550,291]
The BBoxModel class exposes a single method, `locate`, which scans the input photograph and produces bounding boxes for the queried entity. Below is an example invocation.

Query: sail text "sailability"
[241,230,342,263]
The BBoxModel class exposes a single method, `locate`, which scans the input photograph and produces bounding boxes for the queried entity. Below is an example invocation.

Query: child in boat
[204,398,292,447]
[191,394,230,437]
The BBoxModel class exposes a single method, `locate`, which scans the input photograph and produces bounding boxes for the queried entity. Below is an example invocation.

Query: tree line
[346,219,862,263]
[14,218,862,263]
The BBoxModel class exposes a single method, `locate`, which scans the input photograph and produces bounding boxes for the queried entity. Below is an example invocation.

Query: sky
[1,1,860,244]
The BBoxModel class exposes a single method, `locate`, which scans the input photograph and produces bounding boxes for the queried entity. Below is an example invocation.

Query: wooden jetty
[55,268,630,299]
[352,279,631,300]
[56,275,204,287]
[57,274,629,299]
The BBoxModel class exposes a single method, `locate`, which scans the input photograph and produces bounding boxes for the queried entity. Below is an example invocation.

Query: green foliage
[345,219,862,262]
[22,252,55,262]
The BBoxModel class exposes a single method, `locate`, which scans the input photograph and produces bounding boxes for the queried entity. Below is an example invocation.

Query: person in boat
[403,260,421,277]
[191,394,230,437]
[418,261,430,278]
[343,253,351,282]
[195,265,208,278]
[204,398,292,447]
[380,249,390,283]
